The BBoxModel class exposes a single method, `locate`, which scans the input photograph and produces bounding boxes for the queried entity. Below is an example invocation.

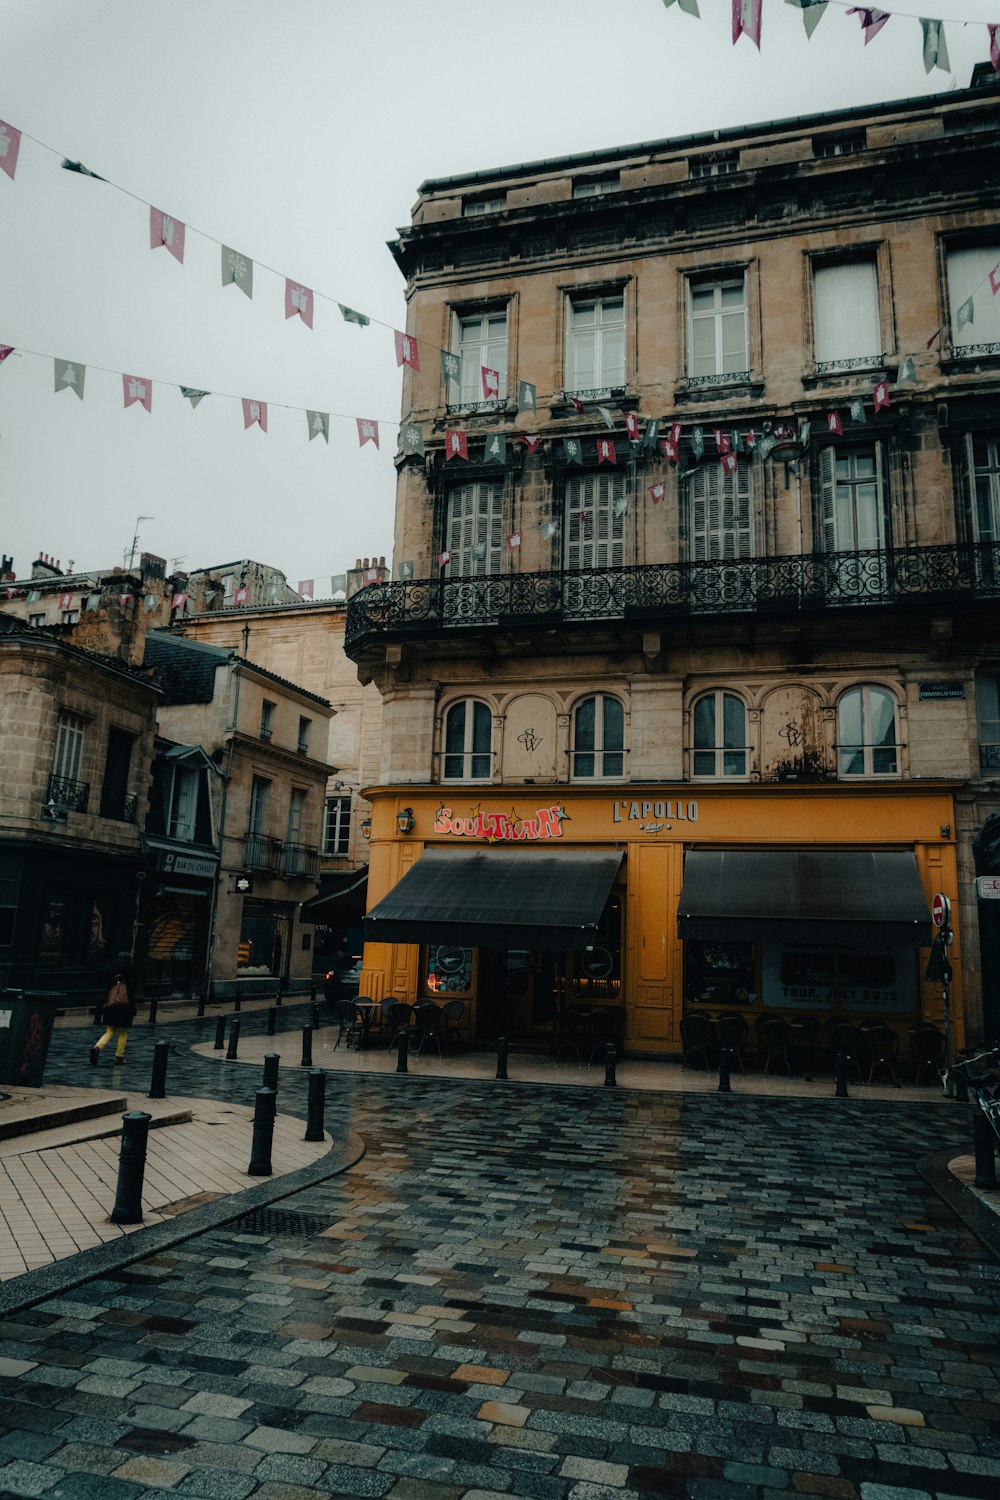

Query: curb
[916,1148,1000,1262]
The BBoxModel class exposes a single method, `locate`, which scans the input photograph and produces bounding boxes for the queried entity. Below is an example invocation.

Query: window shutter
[814,261,881,364]
[818,447,838,553]
[948,246,1000,348]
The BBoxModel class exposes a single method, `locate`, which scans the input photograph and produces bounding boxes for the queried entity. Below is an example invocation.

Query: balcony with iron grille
[345,542,1000,656]
[282,843,320,880]
[99,790,138,823]
[45,773,90,814]
[243,832,283,872]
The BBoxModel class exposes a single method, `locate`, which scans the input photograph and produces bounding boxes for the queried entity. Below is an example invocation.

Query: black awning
[677,850,933,950]
[363,847,623,951]
[299,868,368,924]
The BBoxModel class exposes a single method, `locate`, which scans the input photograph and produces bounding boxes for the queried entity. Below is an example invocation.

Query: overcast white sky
[0,0,994,593]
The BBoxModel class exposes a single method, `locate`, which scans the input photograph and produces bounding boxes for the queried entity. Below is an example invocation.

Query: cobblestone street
[0,1011,997,1500]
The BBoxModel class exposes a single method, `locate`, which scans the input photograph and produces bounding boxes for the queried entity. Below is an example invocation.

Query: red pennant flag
[234,587,248,606]
[357,417,380,448]
[660,437,679,463]
[481,366,500,399]
[0,345,15,362]
[926,327,941,350]
[123,374,152,413]
[576,510,587,526]
[445,429,469,461]
[597,437,617,466]
[364,567,381,584]
[149,206,185,263]
[732,0,762,48]
[649,481,666,506]
[517,435,541,454]
[242,398,267,432]
[58,593,74,611]
[569,396,586,414]
[847,7,890,44]
[0,119,22,180]
[990,261,1000,296]
[721,452,738,476]
[713,429,731,455]
[171,591,187,609]
[437,550,451,567]
[624,411,640,441]
[989,22,1000,70]
[745,429,756,448]
[298,580,315,599]
[394,330,420,370]
[285,280,315,328]
[827,411,843,435]
[873,380,891,413]
[669,422,682,444]
[507,531,522,551]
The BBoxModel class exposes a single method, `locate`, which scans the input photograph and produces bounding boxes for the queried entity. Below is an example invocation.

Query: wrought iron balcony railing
[45,773,90,813]
[345,542,1000,653]
[282,843,320,880]
[243,832,283,872]
[99,790,138,823]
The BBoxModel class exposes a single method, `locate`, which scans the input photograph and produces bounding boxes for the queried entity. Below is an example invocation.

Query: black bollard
[972,1103,998,1189]
[301,1025,313,1067]
[305,1069,326,1142]
[718,1045,731,1094]
[834,1051,849,1098]
[247,1088,276,1176]
[954,1071,969,1103]
[234,988,242,1013]
[226,1016,241,1060]
[275,982,283,1008]
[147,993,158,1027]
[266,1006,277,1037]
[262,1052,280,1091]
[148,1040,169,1100]
[196,993,206,1018]
[310,1001,321,1031]
[109,1111,152,1224]
[604,1041,618,1088]
[213,1014,226,1051]
[496,1035,509,1081]
[396,1030,409,1073]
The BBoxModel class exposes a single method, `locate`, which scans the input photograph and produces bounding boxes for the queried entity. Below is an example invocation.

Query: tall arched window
[572,696,625,778]
[692,691,748,778]
[443,700,492,781]
[837,686,898,776]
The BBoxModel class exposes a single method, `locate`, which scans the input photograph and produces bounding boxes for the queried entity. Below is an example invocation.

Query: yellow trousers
[95,1026,128,1059]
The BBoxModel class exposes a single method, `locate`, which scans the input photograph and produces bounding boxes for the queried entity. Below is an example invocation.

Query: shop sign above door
[434,801,569,842]
[612,798,699,832]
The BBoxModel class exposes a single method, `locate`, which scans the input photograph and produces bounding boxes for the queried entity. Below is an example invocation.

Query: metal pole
[717,1045,731,1094]
[147,992,158,1027]
[301,1025,313,1067]
[496,1036,508,1081]
[310,1001,321,1031]
[247,1088,276,1176]
[234,988,242,1013]
[266,1006,277,1037]
[305,1069,326,1142]
[213,1014,226,1051]
[196,993,206,1018]
[604,1041,617,1088]
[262,1052,279,1091]
[972,1101,998,1189]
[148,1040,169,1100]
[275,981,283,1008]
[226,1016,241,1060]
[834,1052,849,1098]
[396,1030,409,1073]
[109,1111,152,1224]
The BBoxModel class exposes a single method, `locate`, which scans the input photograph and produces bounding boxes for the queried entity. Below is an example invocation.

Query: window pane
[839,748,865,776]
[573,752,595,778]
[839,690,863,746]
[471,702,492,754]
[872,746,898,774]
[602,697,624,751]
[602,751,624,776]
[469,753,490,779]
[723,750,746,776]
[445,703,466,756]
[693,696,716,748]
[575,698,596,751]
[869,688,896,746]
[693,750,716,776]
[722,694,745,748]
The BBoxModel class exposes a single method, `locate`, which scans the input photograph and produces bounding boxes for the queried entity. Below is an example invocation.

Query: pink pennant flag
[0,345,14,362]
[745,429,756,448]
[394,330,420,370]
[597,437,617,466]
[990,261,1000,296]
[298,579,315,599]
[517,435,541,454]
[357,417,380,448]
[847,8,891,44]
[171,591,187,609]
[445,428,469,461]
[569,396,586,414]
[149,206,185,263]
[576,509,588,527]
[0,120,21,180]
[624,411,641,441]
[713,429,731,455]
[437,550,451,567]
[507,531,522,551]
[873,380,891,412]
[285,280,314,328]
[827,411,843,435]
[989,22,1000,70]
[58,592,74,611]
[669,422,682,444]
[721,452,738,476]
[118,593,131,606]
[649,481,666,506]
[481,366,500,399]
[732,0,762,48]
[364,566,381,584]
[660,437,679,463]
[5,587,23,598]
[242,398,268,432]
[123,374,152,413]
[234,586,248,606]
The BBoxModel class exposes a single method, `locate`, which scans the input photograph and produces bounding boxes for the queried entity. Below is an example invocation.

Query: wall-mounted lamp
[360,815,372,840]
[395,806,416,835]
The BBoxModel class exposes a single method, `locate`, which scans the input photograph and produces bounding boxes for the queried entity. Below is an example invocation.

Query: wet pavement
[0,1007,997,1499]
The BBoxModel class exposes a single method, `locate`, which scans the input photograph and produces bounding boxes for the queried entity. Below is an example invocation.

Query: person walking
[90,951,137,1065]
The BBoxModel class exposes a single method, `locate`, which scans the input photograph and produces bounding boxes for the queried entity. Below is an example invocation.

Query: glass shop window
[685,941,757,1007]
[424,943,474,997]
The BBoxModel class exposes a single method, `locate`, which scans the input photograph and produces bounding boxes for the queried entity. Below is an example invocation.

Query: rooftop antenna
[125,515,153,570]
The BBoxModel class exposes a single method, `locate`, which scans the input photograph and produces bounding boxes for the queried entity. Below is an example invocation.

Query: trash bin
[0,990,62,1087]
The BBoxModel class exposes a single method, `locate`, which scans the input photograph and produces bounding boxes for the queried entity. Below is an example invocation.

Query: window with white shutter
[817,444,886,551]
[52,713,86,783]
[445,482,504,576]
[564,472,627,570]
[947,245,1000,354]
[965,435,1000,542]
[813,259,882,371]
[686,464,753,560]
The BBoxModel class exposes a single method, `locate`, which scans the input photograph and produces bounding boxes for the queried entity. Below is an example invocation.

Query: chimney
[345,553,391,598]
[31,552,64,580]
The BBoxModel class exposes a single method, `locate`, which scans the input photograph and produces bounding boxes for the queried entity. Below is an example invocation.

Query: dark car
[323,954,362,1005]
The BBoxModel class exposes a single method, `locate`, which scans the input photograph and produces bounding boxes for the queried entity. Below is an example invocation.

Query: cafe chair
[555,1009,590,1064]
[909,1022,945,1084]
[413,1001,444,1057]
[715,1012,748,1072]
[861,1023,900,1086]
[680,1012,715,1071]
[440,998,467,1047]
[385,1002,415,1050]
[332,997,363,1052]
[760,1017,793,1075]
[790,1014,823,1074]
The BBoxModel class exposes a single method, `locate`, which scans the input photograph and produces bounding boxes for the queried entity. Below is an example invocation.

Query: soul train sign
[434,803,569,842]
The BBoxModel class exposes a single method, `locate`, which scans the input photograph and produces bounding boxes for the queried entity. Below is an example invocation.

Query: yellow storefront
[357,782,962,1059]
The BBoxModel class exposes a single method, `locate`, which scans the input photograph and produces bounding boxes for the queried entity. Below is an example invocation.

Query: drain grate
[230,1206,331,1238]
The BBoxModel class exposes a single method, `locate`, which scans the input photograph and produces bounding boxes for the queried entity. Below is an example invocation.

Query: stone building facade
[346,69,1000,1055]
